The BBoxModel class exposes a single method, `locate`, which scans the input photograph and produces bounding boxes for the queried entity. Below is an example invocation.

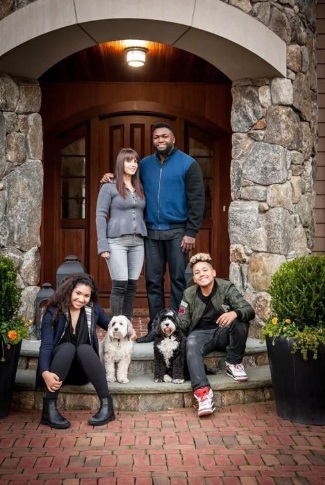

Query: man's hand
[181,235,196,253]
[217,311,237,328]
[100,172,114,183]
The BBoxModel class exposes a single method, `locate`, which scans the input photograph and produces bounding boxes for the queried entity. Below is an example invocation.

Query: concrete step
[13,338,272,412]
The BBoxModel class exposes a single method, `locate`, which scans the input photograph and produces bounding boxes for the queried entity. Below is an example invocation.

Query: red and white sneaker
[225,362,248,382]
[194,386,216,417]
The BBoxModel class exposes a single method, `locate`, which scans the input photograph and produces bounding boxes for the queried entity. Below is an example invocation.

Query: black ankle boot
[88,397,116,426]
[136,320,155,343]
[41,398,70,429]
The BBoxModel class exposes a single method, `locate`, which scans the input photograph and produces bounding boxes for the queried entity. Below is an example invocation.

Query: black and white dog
[153,308,186,384]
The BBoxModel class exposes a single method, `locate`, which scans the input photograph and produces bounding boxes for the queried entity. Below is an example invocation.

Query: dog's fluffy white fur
[100,315,134,383]
[153,308,186,384]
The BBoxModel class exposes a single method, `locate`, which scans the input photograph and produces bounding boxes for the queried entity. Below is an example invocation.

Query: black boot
[122,279,137,320]
[41,398,70,429]
[88,397,116,426]
[110,280,128,316]
[136,320,155,343]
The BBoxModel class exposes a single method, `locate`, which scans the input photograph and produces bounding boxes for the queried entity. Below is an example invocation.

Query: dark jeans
[144,230,188,321]
[46,342,110,399]
[186,320,249,391]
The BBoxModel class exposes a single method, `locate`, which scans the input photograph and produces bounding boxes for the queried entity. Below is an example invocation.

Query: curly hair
[47,273,98,313]
[189,252,213,268]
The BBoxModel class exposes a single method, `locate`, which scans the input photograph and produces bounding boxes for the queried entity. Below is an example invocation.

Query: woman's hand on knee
[42,371,63,393]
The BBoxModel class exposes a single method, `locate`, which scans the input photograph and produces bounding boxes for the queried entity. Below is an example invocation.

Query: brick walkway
[1,402,325,485]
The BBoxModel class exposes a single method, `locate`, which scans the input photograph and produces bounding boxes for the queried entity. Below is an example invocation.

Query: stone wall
[0,0,318,338]
[0,73,43,337]
[226,0,318,334]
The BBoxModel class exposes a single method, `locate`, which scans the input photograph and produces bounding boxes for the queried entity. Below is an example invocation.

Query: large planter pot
[0,340,22,419]
[266,336,325,425]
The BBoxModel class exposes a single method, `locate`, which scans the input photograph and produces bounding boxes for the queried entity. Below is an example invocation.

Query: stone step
[13,338,272,412]
[19,337,268,374]
[13,365,272,413]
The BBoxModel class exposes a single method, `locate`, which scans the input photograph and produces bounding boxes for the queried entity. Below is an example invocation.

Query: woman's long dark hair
[115,148,144,199]
[47,273,98,314]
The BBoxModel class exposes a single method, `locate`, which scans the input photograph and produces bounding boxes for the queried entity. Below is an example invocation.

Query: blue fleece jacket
[140,148,205,237]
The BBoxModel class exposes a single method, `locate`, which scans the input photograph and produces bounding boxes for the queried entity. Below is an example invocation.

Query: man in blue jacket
[136,122,205,342]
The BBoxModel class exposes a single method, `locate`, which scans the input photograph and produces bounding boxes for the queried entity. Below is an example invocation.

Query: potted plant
[0,255,30,419]
[261,254,325,425]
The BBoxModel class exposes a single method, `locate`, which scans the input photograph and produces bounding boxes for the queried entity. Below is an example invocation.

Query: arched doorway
[42,101,231,306]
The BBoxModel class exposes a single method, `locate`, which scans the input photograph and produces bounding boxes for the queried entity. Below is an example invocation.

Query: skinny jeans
[46,342,109,399]
[186,320,249,391]
[107,234,144,280]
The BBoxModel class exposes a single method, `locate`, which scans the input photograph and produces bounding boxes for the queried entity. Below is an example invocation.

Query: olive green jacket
[178,278,255,336]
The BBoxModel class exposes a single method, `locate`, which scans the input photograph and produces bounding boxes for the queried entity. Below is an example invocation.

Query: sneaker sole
[198,406,216,417]
[226,370,248,382]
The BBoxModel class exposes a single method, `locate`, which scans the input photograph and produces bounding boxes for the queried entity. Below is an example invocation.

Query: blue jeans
[107,234,144,280]
[186,320,249,390]
[144,229,188,321]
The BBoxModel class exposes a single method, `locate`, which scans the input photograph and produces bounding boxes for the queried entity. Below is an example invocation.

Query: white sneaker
[225,361,247,382]
[194,386,216,417]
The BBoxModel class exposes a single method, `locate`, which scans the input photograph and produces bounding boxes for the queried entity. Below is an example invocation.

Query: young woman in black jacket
[37,273,115,429]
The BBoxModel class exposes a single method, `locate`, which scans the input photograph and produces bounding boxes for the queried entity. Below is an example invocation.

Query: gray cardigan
[96,182,147,254]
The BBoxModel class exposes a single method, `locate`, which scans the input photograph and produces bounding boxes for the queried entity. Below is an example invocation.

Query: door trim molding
[46,100,230,137]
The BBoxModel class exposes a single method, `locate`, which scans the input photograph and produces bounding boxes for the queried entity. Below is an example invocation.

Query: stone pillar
[0,73,43,337]
[229,1,318,336]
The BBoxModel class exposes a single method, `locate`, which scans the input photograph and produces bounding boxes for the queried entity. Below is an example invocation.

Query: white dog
[100,315,134,383]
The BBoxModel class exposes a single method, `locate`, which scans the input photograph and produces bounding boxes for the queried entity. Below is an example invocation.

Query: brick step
[13,338,272,413]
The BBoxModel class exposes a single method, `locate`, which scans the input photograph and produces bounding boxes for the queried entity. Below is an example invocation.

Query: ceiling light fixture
[125,47,148,67]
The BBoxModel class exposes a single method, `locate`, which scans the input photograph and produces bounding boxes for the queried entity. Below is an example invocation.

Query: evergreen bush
[0,256,29,360]
[261,254,325,360]
[269,254,325,329]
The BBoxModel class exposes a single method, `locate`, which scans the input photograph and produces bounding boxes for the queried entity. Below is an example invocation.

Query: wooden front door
[42,111,230,307]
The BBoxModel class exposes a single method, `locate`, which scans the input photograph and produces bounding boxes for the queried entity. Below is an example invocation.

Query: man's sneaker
[193,386,215,417]
[225,361,247,382]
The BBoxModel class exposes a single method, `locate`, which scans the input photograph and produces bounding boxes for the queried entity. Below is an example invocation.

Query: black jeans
[46,342,110,399]
[186,320,249,391]
[144,229,188,321]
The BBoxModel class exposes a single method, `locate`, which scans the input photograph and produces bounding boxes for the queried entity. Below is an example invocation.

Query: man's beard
[156,143,174,156]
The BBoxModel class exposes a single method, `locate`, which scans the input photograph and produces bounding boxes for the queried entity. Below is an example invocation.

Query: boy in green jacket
[178,253,255,417]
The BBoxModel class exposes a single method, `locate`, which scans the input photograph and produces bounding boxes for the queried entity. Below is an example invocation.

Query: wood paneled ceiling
[39,40,230,84]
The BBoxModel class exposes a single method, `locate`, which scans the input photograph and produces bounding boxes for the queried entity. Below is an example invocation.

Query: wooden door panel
[194,228,213,255]
[59,229,86,271]
[130,124,146,159]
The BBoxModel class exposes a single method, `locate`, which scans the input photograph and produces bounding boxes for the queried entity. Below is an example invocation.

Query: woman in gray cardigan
[96,148,147,319]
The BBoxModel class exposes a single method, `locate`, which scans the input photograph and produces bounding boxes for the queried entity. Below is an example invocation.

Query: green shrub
[0,256,22,325]
[269,255,325,329]
[261,254,325,360]
[0,256,30,359]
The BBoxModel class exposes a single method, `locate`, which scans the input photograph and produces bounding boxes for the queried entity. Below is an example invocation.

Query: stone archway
[0,0,285,80]
[0,0,317,337]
